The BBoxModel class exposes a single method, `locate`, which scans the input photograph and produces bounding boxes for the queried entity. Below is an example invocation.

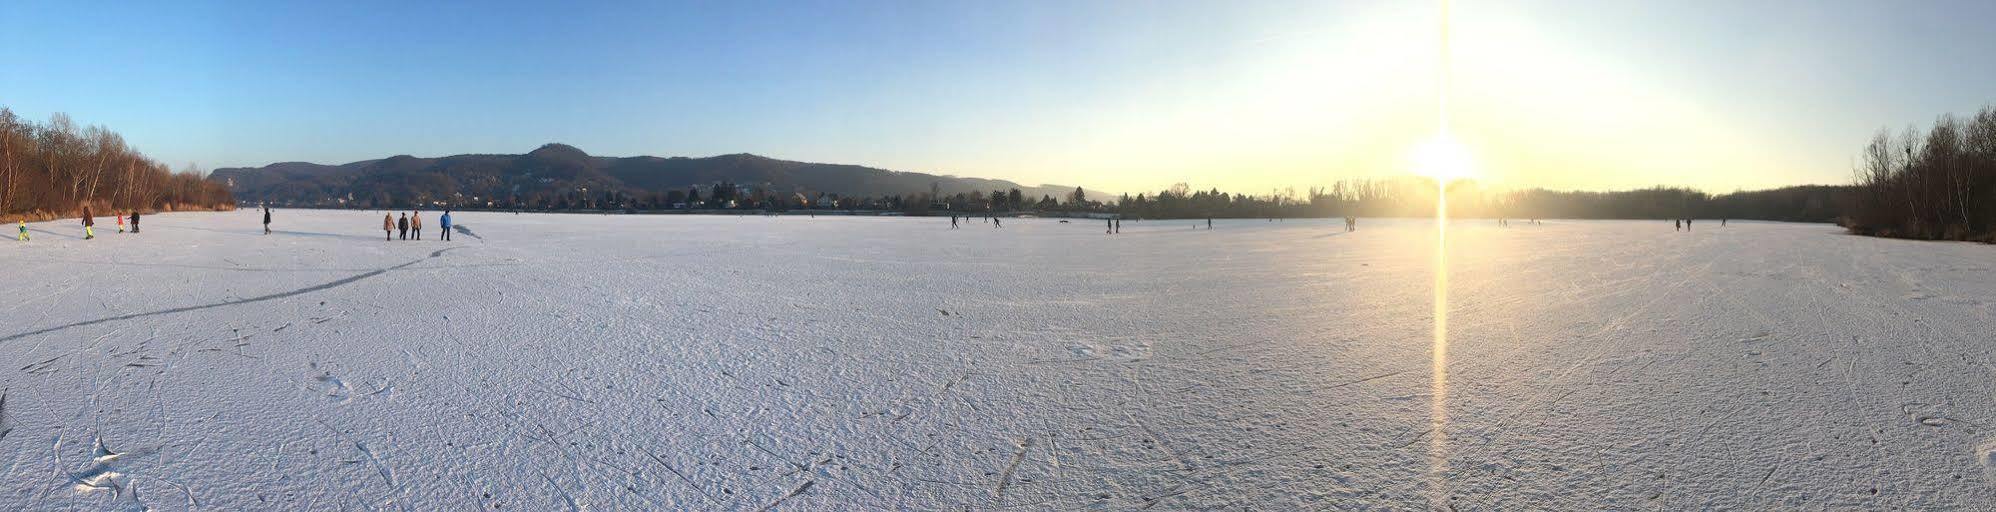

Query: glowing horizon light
[1410,130,1476,184]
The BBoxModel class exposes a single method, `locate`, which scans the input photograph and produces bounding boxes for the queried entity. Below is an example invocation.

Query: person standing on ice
[993,217,1002,228]
[440,210,453,241]
[382,213,393,241]
[411,211,423,240]
[1107,218,1113,234]
[397,213,409,240]
[129,211,139,233]
[1674,219,1680,231]
[950,216,958,229]
[262,205,273,235]
[81,206,95,239]
[116,211,125,233]
[16,220,26,242]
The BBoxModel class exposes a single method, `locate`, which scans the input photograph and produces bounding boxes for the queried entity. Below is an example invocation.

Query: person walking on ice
[398,213,409,240]
[16,220,26,242]
[440,210,453,241]
[129,211,139,233]
[383,213,394,241]
[262,205,273,234]
[81,206,95,239]
[411,211,423,240]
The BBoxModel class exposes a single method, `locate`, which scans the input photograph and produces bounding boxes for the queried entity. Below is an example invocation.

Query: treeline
[1099,180,1848,222]
[1844,106,1996,241]
[0,106,233,221]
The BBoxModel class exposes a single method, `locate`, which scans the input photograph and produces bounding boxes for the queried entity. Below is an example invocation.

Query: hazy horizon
[4,0,1993,195]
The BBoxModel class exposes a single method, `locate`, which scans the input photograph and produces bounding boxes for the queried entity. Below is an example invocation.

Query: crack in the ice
[0,247,460,344]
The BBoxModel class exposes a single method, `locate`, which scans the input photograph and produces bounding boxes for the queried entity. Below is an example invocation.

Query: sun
[1410,130,1476,184]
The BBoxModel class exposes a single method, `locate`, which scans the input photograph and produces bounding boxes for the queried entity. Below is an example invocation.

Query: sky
[2,0,1993,195]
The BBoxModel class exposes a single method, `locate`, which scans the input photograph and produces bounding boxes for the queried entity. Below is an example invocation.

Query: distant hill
[208,144,1104,209]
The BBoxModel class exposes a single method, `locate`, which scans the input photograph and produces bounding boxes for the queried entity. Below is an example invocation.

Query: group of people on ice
[385,210,451,241]
[1673,218,1728,231]
[947,215,1000,229]
[21,205,143,241]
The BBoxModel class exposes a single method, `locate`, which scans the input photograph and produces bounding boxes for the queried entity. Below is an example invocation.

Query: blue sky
[2,0,1992,193]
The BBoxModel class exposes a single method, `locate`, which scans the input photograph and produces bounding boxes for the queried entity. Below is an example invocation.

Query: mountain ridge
[208,144,1106,208]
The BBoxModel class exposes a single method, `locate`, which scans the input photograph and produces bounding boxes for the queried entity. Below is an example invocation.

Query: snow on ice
[2,209,1995,509]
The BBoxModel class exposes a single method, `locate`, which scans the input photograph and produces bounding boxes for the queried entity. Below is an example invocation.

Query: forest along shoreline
[0,106,235,225]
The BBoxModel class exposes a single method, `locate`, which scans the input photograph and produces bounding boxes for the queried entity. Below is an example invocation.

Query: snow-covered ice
[3,210,1995,509]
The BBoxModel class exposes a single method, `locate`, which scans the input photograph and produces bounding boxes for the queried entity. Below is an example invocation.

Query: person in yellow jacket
[16,220,26,241]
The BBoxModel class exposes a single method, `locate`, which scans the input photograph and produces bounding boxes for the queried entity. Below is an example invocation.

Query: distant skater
[81,206,95,239]
[1674,219,1681,231]
[1107,218,1113,234]
[1721,218,1727,226]
[130,211,139,233]
[951,216,959,229]
[1207,218,1213,230]
[398,213,409,240]
[116,212,125,233]
[383,213,393,241]
[411,211,423,240]
[16,220,27,241]
[1115,218,1121,233]
[440,210,453,241]
[1685,218,1692,231]
[263,205,272,234]
[993,217,1001,228]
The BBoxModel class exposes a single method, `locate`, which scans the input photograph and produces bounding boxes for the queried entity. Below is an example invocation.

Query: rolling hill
[208,144,1104,209]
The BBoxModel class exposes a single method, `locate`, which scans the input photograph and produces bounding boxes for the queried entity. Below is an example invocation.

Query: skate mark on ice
[307,362,354,403]
[0,247,461,344]
[1979,439,1996,482]
[314,418,397,488]
[64,434,160,508]
[1900,402,1971,428]
[754,479,814,512]
[992,437,1033,500]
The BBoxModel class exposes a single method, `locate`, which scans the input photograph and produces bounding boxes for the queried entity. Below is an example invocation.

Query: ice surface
[3,210,1995,509]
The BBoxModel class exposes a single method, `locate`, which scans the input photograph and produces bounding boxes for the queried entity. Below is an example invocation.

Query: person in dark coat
[81,205,95,239]
[398,213,409,240]
[130,211,139,233]
[263,205,273,234]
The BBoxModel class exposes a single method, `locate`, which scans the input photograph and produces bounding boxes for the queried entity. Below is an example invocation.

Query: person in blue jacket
[439,210,453,241]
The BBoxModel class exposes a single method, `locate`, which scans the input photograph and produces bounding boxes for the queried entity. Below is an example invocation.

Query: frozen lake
[3,209,1994,509]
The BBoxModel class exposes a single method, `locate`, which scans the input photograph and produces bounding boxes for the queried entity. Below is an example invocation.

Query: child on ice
[16,220,25,241]
[117,212,125,233]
